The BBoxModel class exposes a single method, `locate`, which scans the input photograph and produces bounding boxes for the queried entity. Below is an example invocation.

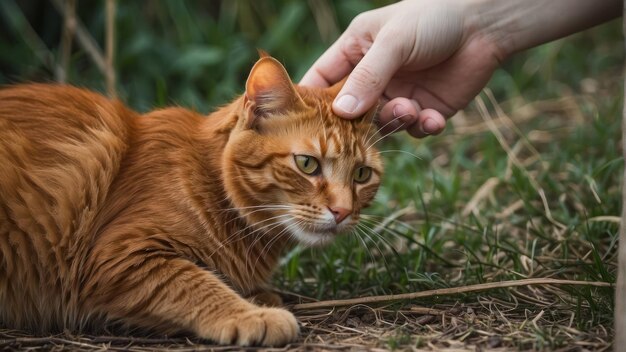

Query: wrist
[465,0,621,60]
[463,0,520,61]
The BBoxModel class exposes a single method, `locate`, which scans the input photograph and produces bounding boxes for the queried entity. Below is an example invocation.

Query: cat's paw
[208,307,299,346]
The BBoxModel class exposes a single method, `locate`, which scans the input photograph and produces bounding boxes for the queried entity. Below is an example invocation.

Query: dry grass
[1,291,612,351]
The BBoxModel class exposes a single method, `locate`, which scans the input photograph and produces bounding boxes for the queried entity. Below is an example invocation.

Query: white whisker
[353,223,390,268]
[358,218,403,255]
[350,226,378,268]
[375,149,422,161]
[364,114,405,148]
[251,218,303,274]
[207,213,292,260]
[223,205,291,226]
[244,218,292,278]
[366,123,404,151]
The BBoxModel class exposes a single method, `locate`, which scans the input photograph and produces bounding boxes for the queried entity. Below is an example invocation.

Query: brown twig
[615,1,626,346]
[292,278,612,310]
[1,336,102,349]
[307,0,340,43]
[105,0,116,98]
[56,0,76,82]
[50,0,106,73]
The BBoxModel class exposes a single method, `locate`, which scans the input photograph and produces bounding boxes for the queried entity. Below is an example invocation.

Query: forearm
[467,0,622,59]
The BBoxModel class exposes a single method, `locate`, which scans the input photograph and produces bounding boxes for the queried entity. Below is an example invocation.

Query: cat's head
[223,56,382,247]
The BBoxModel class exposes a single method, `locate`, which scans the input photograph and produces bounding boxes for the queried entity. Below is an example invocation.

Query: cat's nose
[328,206,350,224]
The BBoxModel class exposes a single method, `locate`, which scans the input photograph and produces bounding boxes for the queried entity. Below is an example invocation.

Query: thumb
[333,38,402,119]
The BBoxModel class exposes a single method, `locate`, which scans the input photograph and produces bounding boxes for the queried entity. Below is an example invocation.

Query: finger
[406,108,447,139]
[378,98,421,135]
[333,33,403,119]
[299,39,355,88]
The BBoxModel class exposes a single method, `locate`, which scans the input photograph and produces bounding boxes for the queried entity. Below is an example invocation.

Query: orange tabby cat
[0,56,382,346]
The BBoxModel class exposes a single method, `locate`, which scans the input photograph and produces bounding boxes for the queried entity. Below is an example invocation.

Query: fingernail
[335,95,359,114]
[422,118,439,135]
[392,104,409,118]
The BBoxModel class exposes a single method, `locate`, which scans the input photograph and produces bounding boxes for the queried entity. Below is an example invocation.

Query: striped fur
[0,57,382,346]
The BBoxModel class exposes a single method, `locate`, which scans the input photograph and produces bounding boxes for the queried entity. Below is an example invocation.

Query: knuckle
[339,33,363,59]
[350,64,383,91]
[377,27,406,57]
[349,12,371,28]
[379,27,402,46]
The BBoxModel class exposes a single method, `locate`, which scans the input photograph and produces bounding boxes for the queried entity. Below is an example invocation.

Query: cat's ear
[244,56,304,128]
[326,77,348,98]
[257,49,270,58]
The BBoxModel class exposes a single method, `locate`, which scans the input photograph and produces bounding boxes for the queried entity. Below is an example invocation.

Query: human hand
[301,0,620,139]
[300,0,503,138]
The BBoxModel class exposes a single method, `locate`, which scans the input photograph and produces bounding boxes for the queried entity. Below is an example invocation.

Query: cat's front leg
[84,256,298,346]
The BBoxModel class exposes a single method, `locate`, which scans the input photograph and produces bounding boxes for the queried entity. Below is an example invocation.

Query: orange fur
[0,57,382,346]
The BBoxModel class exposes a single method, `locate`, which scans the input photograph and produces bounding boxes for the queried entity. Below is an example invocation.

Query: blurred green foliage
[1,0,393,111]
[1,1,621,111]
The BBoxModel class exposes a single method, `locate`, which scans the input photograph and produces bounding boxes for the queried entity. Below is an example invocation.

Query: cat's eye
[353,166,372,183]
[294,155,321,175]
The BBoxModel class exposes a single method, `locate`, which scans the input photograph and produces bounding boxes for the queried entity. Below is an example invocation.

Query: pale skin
[300,0,621,138]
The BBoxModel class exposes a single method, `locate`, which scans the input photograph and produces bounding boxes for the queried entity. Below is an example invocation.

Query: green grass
[0,1,622,350]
